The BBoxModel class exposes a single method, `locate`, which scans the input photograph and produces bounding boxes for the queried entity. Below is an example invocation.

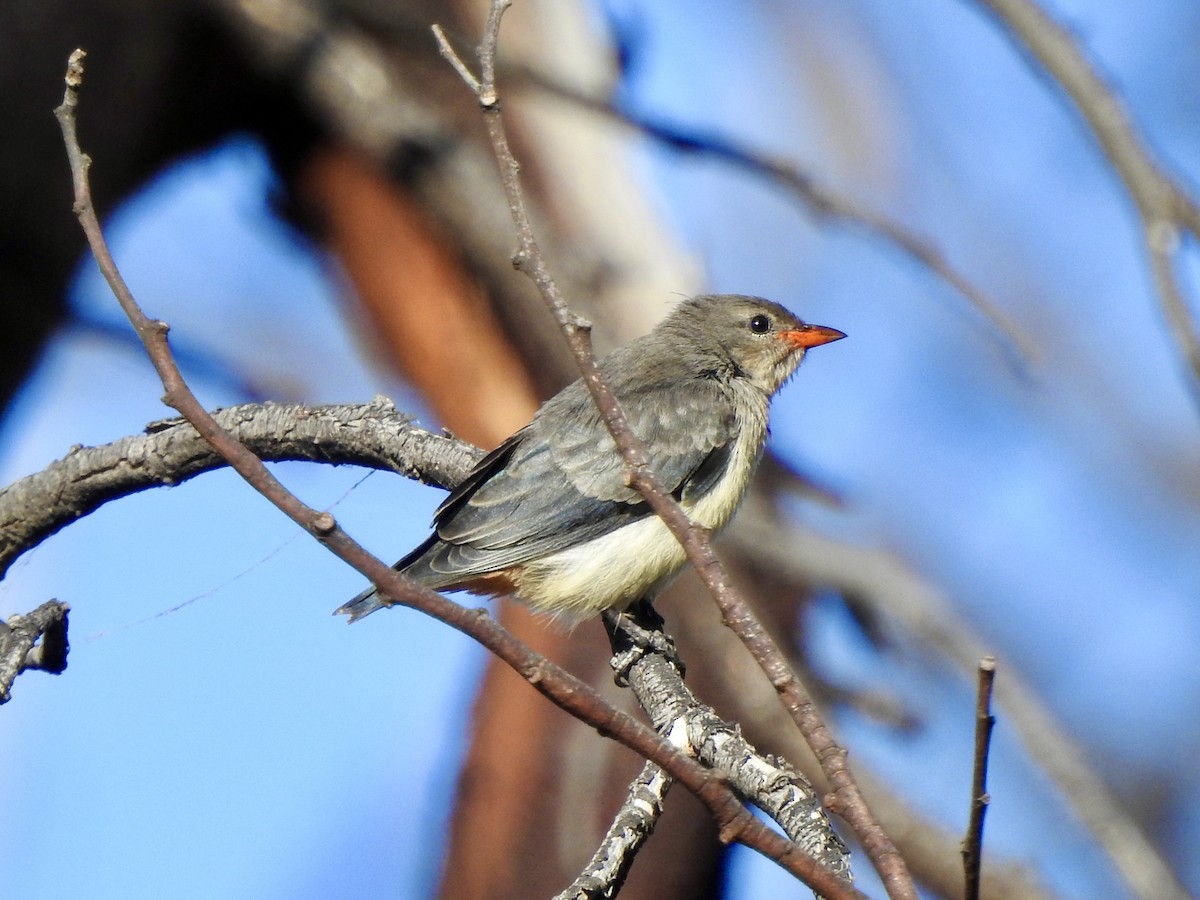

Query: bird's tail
[334,535,443,623]
[334,583,387,623]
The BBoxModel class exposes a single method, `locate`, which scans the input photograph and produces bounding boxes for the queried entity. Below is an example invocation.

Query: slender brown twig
[52,49,862,900]
[435,7,914,897]
[963,657,997,900]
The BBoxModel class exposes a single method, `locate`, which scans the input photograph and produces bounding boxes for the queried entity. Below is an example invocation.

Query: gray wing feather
[543,369,738,503]
[403,358,738,582]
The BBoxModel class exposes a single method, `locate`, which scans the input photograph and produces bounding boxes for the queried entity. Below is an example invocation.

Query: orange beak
[781,323,847,349]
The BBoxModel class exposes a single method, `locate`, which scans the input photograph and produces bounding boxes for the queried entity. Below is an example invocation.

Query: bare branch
[51,49,861,897]
[0,600,70,704]
[963,657,997,900]
[443,5,913,895]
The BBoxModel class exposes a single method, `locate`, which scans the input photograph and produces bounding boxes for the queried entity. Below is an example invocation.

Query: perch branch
[604,609,852,879]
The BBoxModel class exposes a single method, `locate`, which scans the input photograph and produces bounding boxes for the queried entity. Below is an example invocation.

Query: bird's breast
[684,401,768,530]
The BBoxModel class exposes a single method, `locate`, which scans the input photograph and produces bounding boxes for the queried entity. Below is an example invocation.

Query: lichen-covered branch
[604,610,852,885]
[0,600,70,704]
[551,761,672,900]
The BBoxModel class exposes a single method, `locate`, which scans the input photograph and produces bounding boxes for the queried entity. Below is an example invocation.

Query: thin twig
[438,9,915,897]
[973,0,1200,415]
[963,656,997,900]
[431,23,480,94]
[52,49,860,899]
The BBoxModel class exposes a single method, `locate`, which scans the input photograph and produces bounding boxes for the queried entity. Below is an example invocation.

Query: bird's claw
[603,603,685,687]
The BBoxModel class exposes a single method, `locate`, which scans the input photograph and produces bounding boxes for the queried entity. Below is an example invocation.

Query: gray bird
[337,294,844,624]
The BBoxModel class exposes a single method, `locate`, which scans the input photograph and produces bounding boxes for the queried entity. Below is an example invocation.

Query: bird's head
[662,294,845,396]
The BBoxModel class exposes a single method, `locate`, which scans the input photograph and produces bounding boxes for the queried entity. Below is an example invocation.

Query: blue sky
[3,2,1199,897]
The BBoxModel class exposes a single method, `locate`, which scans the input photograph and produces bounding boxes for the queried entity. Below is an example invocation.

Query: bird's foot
[603,601,685,687]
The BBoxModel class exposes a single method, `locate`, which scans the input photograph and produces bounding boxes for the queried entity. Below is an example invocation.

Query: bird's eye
[749,314,771,334]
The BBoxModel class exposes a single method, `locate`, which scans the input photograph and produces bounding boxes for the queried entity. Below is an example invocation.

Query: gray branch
[972,0,1200,414]
[604,611,852,887]
[0,600,70,704]
[0,397,481,580]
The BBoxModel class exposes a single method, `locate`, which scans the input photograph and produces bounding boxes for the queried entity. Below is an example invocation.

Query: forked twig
[974,0,1200,414]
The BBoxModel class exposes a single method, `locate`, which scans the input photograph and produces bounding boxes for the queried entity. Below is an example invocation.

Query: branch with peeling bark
[604,609,852,879]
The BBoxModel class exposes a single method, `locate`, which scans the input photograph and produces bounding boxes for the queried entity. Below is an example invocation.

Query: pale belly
[512,414,766,622]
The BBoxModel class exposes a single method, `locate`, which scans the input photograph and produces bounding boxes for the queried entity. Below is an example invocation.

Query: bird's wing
[547,374,739,504]
[407,376,738,579]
